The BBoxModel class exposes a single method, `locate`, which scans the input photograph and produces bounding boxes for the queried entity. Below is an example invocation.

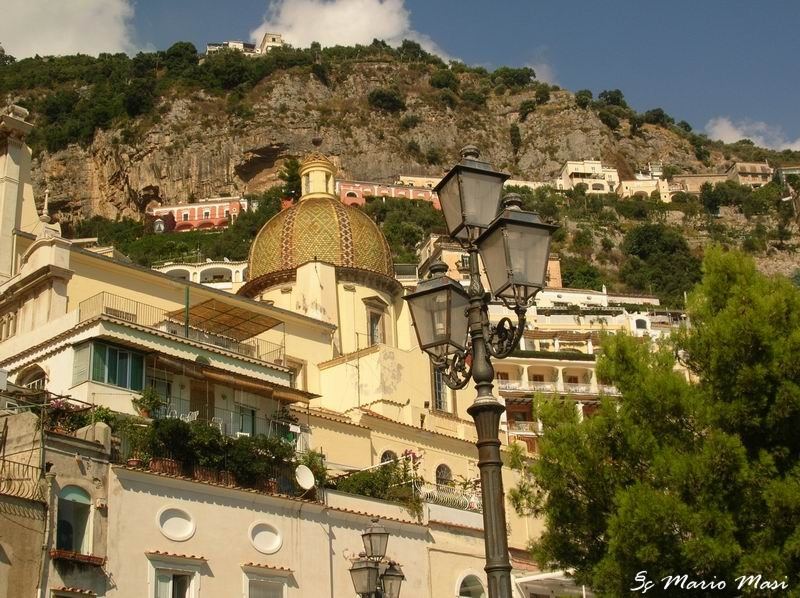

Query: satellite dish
[295,464,315,490]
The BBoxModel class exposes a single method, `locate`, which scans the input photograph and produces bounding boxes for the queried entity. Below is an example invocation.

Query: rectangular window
[182,213,189,222]
[238,405,256,435]
[91,342,144,390]
[203,210,210,220]
[245,573,286,598]
[433,367,447,412]
[154,571,194,598]
[368,311,383,346]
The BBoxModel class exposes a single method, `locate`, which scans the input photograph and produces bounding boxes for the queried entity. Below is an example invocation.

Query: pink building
[337,180,441,209]
[148,197,249,232]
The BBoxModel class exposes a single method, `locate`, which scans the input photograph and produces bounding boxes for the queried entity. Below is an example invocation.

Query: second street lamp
[405,146,557,598]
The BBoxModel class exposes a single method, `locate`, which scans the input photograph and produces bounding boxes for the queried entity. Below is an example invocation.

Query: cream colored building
[616,178,670,201]
[555,160,620,194]
[725,161,773,188]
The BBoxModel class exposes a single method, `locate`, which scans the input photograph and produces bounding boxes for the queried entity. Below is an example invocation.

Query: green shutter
[107,347,118,386]
[130,353,144,391]
[72,343,91,386]
[91,343,107,383]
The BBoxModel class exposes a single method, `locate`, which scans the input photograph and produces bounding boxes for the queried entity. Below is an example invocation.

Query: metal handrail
[415,481,483,513]
[0,459,44,502]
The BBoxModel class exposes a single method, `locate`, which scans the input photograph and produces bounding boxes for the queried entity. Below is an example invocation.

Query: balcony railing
[498,381,557,393]
[563,383,592,394]
[0,459,45,502]
[416,481,482,513]
[393,264,419,279]
[78,292,284,365]
[508,421,542,434]
[598,384,621,396]
[151,395,309,451]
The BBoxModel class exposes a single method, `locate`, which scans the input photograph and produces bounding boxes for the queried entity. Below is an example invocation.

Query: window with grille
[433,368,448,412]
[436,464,453,486]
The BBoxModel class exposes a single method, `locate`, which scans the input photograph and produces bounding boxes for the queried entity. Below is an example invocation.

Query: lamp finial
[460,145,480,160]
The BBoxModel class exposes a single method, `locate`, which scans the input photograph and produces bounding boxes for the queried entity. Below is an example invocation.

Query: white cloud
[527,61,558,85]
[706,116,800,151]
[251,0,450,59]
[0,0,135,59]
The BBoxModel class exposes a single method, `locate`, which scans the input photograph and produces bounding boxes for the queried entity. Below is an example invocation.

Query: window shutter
[154,572,172,598]
[130,353,144,391]
[249,579,283,598]
[91,343,106,383]
[72,343,91,386]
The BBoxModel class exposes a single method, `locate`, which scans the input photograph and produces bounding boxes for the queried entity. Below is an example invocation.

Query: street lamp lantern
[349,553,380,596]
[406,147,557,598]
[405,261,470,360]
[361,518,390,560]
[381,561,405,598]
[434,145,510,242]
[349,520,405,598]
[476,195,559,308]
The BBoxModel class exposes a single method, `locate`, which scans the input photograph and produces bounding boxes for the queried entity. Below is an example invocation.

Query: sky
[2,0,798,150]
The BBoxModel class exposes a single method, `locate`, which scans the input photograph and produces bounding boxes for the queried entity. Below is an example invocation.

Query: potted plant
[117,418,152,467]
[188,421,224,483]
[149,418,192,475]
[131,387,164,418]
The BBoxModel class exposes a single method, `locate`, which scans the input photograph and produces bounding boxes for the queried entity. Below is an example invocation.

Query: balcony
[508,421,542,435]
[416,481,482,513]
[498,381,556,393]
[151,395,310,452]
[563,383,592,394]
[78,292,284,366]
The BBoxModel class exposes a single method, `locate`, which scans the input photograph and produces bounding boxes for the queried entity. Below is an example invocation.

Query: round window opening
[157,507,195,542]
[249,521,283,554]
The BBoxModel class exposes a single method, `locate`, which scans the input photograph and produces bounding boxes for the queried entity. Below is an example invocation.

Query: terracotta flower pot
[149,457,181,475]
[126,457,143,468]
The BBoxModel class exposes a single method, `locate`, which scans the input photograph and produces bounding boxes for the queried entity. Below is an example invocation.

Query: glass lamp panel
[350,559,379,595]
[362,526,389,560]
[409,289,451,351]
[382,563,405,598]
[477,226,510,298]
[437,173,465,237]
[449,286,471,351]
[460,170,506,230]
[506,222,552,290]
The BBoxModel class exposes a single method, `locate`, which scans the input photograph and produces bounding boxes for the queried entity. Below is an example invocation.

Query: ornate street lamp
[405,147,557,598]
[349,520,405,598]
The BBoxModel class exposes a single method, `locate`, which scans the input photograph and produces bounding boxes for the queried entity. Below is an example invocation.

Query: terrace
[78,292,284,366]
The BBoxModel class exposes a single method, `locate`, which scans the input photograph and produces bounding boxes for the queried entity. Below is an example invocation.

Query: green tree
[509,124,521,155]
[429,69,458,91]
[164,41,198,76]
[518,100,537,122]
[490,66,535,89]
[518,248,800,594]
[598,110,619,131]
[367,87,406,112]
[620,223,701,305]
[535,85,551,105]
[598,89,627,108]
[642,107,674,127]
[561,256,605,289]
[278,158,302,201]
[574,89,592,109]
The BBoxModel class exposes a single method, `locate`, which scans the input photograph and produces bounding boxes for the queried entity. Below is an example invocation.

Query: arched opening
[380,450,398,463]
[346,191,358,198]
[591,183,605,191]
[167,269,191,281]
[57,486,91,554]
[17,365,46,391]
[458,575,486,598]
[635,318,648,330]
[200,267,233,284]
[435,464,452,487]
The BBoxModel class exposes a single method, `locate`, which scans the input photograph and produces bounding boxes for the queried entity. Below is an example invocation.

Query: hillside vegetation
[2,40,799,304]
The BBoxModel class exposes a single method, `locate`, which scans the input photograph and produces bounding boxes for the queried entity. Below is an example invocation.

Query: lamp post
[404,146,557,598]
[349,519,405,598]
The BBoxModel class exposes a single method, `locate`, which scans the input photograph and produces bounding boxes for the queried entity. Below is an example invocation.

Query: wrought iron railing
[78,292,284,365]
[508,421,542,434]
[415,481,482,513]
[0,459,45,502]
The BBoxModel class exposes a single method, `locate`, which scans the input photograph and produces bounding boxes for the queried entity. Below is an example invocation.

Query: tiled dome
[241,155,394,296]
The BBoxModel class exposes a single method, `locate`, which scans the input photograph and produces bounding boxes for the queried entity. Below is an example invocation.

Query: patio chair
[180,410,199,423]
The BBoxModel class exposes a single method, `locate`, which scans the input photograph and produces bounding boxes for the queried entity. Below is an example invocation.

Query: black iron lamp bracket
[431,347,473,390]
[481,303,527,359]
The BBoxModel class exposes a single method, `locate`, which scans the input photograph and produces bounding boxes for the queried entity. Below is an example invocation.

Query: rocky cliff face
[29,62,712,224]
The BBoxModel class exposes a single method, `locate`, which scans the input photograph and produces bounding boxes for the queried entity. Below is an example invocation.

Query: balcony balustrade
[78,292,284,365]
[0,459,44,502]
[416,481,482,513]
[507,421,543,434]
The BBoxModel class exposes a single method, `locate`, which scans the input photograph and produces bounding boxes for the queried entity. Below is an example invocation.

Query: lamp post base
[468,399,514,598]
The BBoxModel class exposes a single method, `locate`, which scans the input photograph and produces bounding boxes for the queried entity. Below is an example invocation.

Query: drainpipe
[184,286,190,338]
[37,470,56,598]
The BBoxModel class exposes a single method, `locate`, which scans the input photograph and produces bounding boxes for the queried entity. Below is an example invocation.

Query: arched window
[591,183,605,191]
[435,464,452,487]
[380,450,398,463]
[346,191,358,198]
[458,575,486,598]
[57,486,91,554]
[18,365,46,391]
[635,318,647,330]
